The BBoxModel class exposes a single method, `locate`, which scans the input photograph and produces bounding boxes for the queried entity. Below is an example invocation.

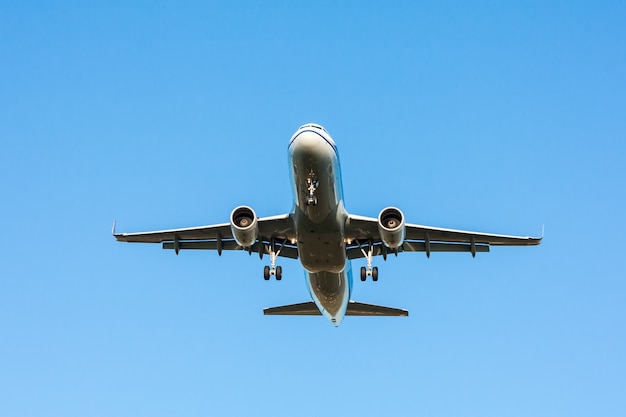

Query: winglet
[112,219,117,236]
[541,224,545,239]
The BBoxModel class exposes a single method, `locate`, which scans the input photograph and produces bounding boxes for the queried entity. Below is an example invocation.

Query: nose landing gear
[306,170,319,206]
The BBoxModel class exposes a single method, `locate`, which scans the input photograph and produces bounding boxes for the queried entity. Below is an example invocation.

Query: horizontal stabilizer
[346,301,408,316]
[264,302,321,316]
[263,301,408,317]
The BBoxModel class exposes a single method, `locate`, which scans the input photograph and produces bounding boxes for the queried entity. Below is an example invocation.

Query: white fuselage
[288,124,352,326]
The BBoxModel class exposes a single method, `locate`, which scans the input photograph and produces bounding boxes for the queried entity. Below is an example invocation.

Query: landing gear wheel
[306,172,319,205]
[263,266,270,280]
[360,266,366,281]
[276,266,282,281]
[372,266,379,282]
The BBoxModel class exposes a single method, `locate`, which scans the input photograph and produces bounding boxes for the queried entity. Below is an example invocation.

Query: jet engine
[230,206,258,248]
[377,207,406,249]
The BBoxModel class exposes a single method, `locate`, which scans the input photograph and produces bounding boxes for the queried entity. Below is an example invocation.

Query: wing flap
[162,240,299,259]
[347,241,489,259]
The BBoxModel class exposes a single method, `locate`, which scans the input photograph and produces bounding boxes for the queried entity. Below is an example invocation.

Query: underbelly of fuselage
[295,204,350,322]
[289,125,351,324]
[296,209,346,273]
[307,269,351,322]
[290,131,347,273]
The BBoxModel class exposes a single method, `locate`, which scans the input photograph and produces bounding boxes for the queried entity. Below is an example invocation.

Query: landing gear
[357,239,379,282]
[306,170,319,206]
[360,266,379,281]
[263,238,284,281]
[263,266,282,280]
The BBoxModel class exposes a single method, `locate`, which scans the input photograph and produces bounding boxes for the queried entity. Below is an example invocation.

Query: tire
[263,266,270,280]
[372,266,379,282]
[276,266,282,281]
[360,267,366,281]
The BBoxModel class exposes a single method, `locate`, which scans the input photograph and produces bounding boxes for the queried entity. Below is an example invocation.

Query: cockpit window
[299,123,328,133]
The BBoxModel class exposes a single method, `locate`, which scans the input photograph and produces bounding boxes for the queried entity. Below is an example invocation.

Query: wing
[345,214,542,260]
[113,214,298,259]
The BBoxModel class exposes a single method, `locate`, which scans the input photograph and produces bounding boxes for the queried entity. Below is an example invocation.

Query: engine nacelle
[230,206,258,248]
[377,207,406,249]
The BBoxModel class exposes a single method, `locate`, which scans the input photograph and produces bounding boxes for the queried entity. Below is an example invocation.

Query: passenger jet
[114,123,542,326]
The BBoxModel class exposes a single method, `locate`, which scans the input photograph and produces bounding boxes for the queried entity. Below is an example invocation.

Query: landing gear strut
[357,239,379,282]
[263,238,284,281]
[306,170,319,206]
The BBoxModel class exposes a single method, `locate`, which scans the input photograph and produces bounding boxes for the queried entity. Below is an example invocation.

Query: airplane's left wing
[113,214,299,259]
[345,214,541,260]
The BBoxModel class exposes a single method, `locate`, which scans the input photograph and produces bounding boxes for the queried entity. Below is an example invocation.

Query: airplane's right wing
[113,214,299,259]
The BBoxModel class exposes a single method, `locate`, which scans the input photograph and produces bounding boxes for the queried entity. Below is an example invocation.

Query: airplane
[114,123,542,326]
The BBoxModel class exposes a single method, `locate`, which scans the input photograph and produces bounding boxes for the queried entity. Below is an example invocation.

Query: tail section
[263,301,408,317]
[263,301,321,316]
[346,301,408,316]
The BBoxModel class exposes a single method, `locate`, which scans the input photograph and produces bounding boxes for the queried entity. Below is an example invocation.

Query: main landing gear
[263,238,284,281]
[306,170,319,206]
[357,239,379,282]
[360,266,378,282]
[264,265,282,281]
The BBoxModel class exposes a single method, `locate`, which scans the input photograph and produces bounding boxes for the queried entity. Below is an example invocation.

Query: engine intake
[230,206,258,248]
[377,207,405,249]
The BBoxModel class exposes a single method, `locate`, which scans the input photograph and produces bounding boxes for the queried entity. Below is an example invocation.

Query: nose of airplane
[292,130,325,152]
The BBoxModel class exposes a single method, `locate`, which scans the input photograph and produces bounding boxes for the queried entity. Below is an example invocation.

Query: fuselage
[288,124,352,326]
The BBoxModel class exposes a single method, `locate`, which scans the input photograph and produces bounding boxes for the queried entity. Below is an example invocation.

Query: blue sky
[1,1,625,416]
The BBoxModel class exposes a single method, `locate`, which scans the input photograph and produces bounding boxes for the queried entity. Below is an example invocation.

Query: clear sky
[1,1,625,416]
